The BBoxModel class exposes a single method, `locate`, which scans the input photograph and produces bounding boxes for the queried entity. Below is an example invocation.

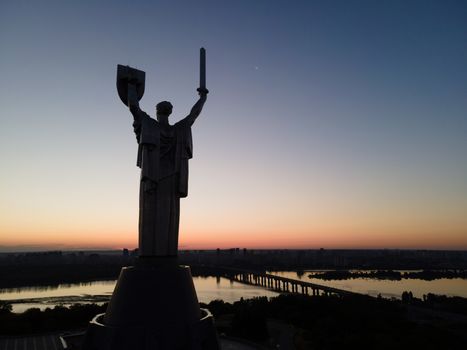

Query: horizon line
[1,246,466,253]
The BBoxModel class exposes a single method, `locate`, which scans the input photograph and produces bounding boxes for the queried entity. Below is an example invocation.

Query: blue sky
[1,0,466,250]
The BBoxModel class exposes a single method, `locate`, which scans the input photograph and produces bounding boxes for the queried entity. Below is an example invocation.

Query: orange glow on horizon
[1,226,466,251]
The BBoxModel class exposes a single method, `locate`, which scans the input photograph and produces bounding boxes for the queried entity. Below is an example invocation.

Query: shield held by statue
[116,64,146,106]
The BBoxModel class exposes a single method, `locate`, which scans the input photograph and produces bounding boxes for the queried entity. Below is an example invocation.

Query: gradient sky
[1,0,466,251]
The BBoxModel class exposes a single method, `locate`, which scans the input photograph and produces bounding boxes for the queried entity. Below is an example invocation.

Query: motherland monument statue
[83,49,219,350]
[118,48,208,257]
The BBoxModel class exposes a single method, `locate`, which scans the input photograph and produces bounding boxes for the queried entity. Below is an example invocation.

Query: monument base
[83,262,219,350]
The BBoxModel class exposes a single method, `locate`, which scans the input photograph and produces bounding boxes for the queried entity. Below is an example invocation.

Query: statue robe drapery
[133,112,193,256]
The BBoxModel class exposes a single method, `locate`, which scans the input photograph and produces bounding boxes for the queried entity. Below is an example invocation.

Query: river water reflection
[270,271,467,299]
[0,277,278,313]
[1,271,466,313]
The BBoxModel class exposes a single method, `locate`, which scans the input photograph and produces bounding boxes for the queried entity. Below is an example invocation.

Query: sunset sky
[1,0,466,251]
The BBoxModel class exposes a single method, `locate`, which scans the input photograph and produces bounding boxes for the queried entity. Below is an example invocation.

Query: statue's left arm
[128,83,144,123]
[128,82,152,145]
[181,88,209,126]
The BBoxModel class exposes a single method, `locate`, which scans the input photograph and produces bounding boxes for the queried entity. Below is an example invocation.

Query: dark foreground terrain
[1,293,466,349]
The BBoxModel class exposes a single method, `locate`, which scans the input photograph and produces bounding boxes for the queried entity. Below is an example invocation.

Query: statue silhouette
[117,50,208,256]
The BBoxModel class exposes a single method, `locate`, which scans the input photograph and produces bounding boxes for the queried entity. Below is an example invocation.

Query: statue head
[156,101,173,119]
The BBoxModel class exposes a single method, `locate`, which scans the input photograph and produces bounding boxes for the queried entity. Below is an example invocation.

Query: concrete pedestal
[83,260,219,350]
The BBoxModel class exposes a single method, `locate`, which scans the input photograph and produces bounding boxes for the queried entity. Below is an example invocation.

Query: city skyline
[1,0,466,251]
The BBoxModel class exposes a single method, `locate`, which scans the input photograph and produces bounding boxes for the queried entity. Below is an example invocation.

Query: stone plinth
[83,261,219,350]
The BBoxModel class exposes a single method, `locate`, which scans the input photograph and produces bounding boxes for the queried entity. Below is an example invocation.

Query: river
[1,271,466,313]
[270,270,467,299]
[0,277,278,313]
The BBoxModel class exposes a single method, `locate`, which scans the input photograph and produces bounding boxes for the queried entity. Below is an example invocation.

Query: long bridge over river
[214,267,368,298]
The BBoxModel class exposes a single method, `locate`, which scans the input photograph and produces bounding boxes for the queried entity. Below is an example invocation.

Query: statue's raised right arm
[181,88,209,127]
